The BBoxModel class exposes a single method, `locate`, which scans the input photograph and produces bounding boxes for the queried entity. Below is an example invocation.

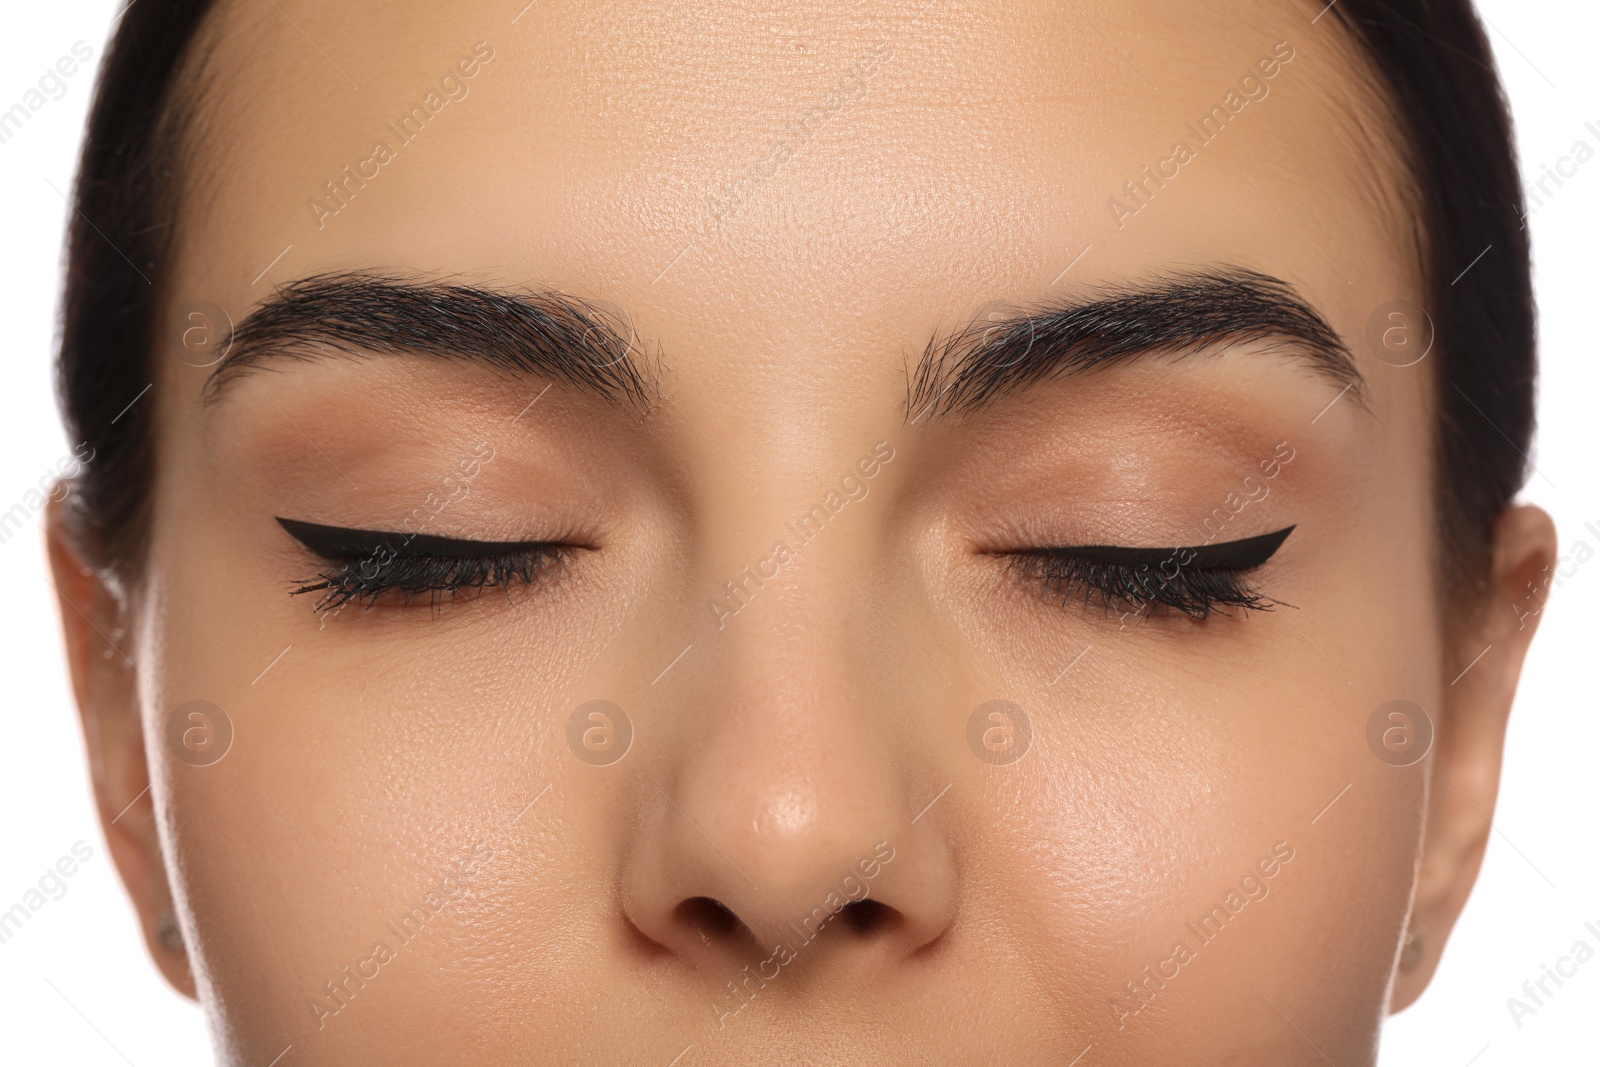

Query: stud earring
[1400,924,1427,970]
[156,909,185,954]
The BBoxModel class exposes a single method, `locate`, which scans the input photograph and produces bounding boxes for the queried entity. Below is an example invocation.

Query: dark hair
[1322,1,1536,611]
[58,0,1534,608]
[57,0,215,584]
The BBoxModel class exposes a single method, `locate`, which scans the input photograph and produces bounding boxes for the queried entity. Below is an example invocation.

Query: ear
[45,496,197,999]
[1389,503,1557,1011]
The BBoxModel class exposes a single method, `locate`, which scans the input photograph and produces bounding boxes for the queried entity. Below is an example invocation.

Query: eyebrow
[906,268,1368,421]
[204,273,657,410]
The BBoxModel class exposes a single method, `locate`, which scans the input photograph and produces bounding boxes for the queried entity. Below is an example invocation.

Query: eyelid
[275,517,573,614]
[1005,524,1295,622]
[1040,525,1295,568]
[275,517,555,559]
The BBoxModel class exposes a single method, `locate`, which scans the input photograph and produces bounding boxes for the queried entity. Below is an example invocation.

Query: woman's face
[58,0,1554,1062]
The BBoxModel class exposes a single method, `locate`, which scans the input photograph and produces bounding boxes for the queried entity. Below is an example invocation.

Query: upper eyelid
[279,519,1294,563]
[1017,525,1295,569]
[275,517,555,559]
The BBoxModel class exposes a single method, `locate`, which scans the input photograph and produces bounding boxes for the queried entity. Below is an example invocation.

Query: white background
[0,2,1593,1063]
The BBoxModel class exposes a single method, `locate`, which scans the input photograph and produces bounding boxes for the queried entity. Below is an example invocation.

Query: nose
[620,581,957,977]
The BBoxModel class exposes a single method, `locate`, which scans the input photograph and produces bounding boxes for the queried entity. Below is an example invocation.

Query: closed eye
[1007,525,1295,621]
[275,517,574,613]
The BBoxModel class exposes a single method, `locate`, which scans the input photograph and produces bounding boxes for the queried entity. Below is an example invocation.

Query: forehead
[169,0,1413,390]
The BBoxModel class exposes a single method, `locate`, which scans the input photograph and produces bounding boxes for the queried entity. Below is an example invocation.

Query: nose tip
[622,777,955,974]
[617,564,961,983]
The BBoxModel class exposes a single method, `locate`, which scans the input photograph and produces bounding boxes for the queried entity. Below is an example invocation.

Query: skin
[48,0,1557,1062]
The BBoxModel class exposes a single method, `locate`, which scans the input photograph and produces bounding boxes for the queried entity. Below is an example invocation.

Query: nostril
[675,896,753,948]
[839,897,898,936]
[672,895,900,948]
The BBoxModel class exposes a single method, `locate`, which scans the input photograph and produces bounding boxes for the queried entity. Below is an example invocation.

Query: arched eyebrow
[906,268,1369,421]
[202,272,657,411]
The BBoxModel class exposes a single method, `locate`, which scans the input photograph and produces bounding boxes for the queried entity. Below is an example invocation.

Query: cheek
[917,432,1436,1051]
[973,659,1426,1051]
[137,483,633,1054]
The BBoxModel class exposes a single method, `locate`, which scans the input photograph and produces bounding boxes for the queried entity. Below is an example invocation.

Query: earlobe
[44,496,198,999]
[1389,503,1558,1012]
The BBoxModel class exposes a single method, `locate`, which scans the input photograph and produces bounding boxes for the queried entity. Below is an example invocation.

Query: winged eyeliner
[275,516,550,559]
[1053,525,1296,569]
[277,517,1294,567]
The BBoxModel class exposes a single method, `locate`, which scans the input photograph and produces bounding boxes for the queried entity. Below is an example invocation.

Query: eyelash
[1006,528,1294,621]
[292,548,570,613]
[277,519,570,613]
[1008,554,1269,620]
[279,521,1291,621]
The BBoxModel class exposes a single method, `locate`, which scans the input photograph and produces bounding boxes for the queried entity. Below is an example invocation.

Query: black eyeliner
[1009,525,1296,622]
[275,517,572,614]
[275,517,548,559]
[1057,525,1295,569]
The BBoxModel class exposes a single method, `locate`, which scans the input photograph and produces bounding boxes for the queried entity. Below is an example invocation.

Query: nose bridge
[621,518,960,960]
[689,551,921,905]
[690,433,924,821]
